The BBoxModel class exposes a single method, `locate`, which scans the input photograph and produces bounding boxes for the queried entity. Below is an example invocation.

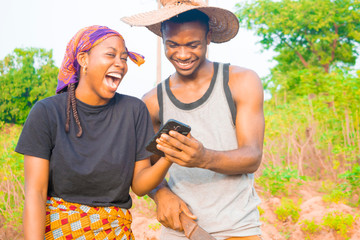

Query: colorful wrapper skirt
[45,197,134,240]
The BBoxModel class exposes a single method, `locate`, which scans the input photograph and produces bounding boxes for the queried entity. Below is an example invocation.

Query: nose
[176,46,191,60]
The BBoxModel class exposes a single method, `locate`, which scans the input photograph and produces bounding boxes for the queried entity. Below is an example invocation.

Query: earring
[83,66,87,74]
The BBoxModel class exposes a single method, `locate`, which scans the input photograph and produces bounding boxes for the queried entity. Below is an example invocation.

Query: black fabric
[15,92,154,209]
[223,63,237,125]
[165,62,219,110]
[157,83,164,126]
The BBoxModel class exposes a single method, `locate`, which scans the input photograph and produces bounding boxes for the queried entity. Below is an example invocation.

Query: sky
[0,0,277,98]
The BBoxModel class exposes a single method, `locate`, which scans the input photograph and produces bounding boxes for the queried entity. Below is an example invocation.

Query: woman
[16,25,172,240]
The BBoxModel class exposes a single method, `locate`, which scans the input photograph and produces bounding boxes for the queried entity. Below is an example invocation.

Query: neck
[75,79,111,106]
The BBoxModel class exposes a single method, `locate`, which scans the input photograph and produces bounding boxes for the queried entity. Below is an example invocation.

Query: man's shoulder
[228,64,259,79]
[227,64,263,102]
[141,84,161,124]
[228,65,261,87]
[142,85,159,105]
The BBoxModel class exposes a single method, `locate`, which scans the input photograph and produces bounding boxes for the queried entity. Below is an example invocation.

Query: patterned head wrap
[56,25,145,94]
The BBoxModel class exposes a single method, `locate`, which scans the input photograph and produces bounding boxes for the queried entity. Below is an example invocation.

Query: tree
[235,0,360,176]
[236,0,360,98]
[236,0,360,73]
[0,48,58,124]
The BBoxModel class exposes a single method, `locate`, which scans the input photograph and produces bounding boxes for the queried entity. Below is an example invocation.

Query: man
[122,1,264,239]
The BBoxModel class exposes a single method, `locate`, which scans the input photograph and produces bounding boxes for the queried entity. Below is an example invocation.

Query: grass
[0,123,24,231]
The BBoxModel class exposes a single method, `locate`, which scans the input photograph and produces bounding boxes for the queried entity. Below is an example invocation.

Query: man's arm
[156,66,265,175]
[142,88,196,231]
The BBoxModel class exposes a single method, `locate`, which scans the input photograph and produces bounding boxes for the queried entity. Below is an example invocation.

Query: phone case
[146,119,191,156]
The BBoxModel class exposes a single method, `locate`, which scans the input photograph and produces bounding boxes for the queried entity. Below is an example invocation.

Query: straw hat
[121,0,239,43]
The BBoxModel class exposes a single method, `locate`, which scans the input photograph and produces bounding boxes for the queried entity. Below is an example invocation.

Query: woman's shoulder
[31,93,66,113]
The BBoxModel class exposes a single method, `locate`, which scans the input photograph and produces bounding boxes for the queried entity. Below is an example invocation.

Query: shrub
[274,197,301,223]
[300,219,321,239]
[322,188,349,204]
[322,211,355,239]
[256,164,306,196]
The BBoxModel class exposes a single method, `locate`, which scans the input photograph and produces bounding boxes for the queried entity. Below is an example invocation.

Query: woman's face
[77,36,128,105]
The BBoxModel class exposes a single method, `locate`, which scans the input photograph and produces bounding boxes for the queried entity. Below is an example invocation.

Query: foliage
[339,163,360,206]
[322,188,349,204]
[256,163,306,196]
[274,197,301,223]
[262,71,360,179]
[0,48,58,124]
[300,219,321,239]
[258,206,264,216]
[322,211,356,239]
[236,0,360,73]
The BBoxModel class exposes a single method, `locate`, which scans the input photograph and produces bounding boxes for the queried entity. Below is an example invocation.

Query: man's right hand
[154,186,196,232]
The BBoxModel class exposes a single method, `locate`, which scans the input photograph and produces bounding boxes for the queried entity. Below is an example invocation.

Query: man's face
[162,21,211,78]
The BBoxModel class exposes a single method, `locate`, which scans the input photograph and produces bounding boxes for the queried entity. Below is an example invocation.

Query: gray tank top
[158,62,261,239]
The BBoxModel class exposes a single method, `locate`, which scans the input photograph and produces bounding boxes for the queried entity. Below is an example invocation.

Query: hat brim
[121,5,239,43]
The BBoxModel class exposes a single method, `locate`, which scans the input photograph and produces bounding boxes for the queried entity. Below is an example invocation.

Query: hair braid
[69,83,83,137]
[65,87,71,133]
[64,83,83,137]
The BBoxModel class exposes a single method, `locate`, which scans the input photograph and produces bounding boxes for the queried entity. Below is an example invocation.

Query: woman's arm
[131,157,172,197]
[23,155,49,240]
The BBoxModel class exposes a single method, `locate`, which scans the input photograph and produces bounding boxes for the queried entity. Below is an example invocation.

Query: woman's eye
[107,53,116,57]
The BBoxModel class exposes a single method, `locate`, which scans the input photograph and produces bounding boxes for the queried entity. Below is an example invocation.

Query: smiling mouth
[174,60,195,70]
[105,72,123,90]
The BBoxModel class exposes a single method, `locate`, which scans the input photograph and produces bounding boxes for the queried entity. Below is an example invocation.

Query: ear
[77,52,89,68]
[206,30,212,45]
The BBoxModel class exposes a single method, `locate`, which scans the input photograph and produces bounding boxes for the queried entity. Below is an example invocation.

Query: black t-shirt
[15,92,154,208]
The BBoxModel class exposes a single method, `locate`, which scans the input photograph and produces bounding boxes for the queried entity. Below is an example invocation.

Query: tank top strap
[222,63,237,125]
[156,82,164,125]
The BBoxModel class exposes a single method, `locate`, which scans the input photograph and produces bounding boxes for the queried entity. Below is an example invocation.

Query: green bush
[0,48,58,124]
[300,219,321,239]
[322,211,355,239]
[322,188,350,204]
[256,164,306,196]
[274,197,301,223]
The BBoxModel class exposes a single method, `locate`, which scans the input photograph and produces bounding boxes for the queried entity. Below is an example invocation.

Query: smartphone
[146,119,191,157]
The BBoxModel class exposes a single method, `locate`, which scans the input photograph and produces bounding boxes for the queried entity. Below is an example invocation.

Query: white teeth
[107,73,122,79]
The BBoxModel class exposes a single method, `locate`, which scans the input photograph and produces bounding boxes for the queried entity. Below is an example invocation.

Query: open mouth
[105,72,123,91]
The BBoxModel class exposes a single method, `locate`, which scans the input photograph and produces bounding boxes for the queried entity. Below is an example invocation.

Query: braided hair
[64,83,83,138]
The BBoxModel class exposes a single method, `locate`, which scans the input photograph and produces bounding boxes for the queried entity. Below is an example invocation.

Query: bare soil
[1,183,360,240]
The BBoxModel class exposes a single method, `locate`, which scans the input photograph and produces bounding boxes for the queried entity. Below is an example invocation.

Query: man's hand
[154,186,196,231]
[156,131,209,168]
